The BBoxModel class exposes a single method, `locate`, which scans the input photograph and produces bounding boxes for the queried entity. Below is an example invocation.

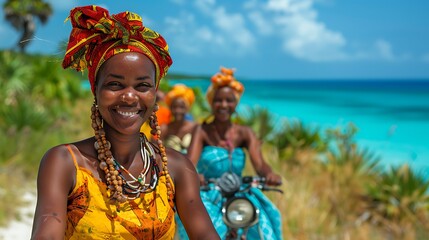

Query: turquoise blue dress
[176,146,283,239]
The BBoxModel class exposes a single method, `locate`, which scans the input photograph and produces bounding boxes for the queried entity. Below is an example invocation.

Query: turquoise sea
[170,79,429,177]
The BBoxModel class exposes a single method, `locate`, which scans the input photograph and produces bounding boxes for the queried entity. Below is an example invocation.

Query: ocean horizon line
[168,73,429,82]
[240,78,429,82]
[173,77,429,82]
[170,78,429,92]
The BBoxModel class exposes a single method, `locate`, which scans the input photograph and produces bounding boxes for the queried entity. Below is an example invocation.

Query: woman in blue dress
[176,67,283,239]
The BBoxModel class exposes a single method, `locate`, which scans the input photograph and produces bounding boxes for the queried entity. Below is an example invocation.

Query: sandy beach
[0,191,36,240]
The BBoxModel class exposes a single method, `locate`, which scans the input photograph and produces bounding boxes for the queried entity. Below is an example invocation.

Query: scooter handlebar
[242,176,266,184]
[202,175,283,194]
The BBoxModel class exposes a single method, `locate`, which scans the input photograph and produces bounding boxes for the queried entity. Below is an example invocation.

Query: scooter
[201,172,283,240]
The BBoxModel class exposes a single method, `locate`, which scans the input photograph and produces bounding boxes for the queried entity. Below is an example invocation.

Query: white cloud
[196,27,220,43]
[164,14,201,55]
[165,0,405,63]
[163,12,222,56]
[353,39,406,61]
[212,8,255,49]
[247,11,273,36]
[281,12,347,61]
[374,40,394,61]
[246,0,412,63]
[243,0,259,9]
[164,0,255,56]
[247,0,347,62]
[165,0,347,60]
[196,0,216,7]
[194,0,255,52]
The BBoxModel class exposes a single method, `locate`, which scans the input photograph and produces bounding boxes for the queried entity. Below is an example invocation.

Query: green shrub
[365,164,429,225]
[236,105,276,140]
[269,119,328,160]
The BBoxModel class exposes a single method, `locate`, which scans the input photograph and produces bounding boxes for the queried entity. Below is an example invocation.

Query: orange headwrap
[62,5,172,94]
[165,84,195,108]
[206,67,244,104]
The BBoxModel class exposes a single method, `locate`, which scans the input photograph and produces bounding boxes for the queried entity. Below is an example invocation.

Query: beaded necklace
[93,133,159,200]
[112,134,160,198]
[92,102,173,204]
[212,123,235,172]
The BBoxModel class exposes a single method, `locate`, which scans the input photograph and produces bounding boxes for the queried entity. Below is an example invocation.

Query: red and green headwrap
[62,5,173,94]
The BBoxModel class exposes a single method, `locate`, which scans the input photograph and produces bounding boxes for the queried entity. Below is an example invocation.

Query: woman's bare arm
[186,124,205,166]
[243,126,282,186]
[167,149,219,240]
[31,145,75,239]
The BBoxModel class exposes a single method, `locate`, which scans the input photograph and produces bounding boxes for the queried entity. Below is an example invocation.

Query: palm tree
[3,0,52,52]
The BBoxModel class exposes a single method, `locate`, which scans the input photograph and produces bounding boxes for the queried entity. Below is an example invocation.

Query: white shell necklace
[112,134,159,199]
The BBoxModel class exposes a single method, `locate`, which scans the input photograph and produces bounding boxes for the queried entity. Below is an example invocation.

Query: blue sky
[0,0,428,80]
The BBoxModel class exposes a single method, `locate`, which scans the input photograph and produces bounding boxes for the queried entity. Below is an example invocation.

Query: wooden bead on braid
[91,101,127,203]
[149,105,174,202]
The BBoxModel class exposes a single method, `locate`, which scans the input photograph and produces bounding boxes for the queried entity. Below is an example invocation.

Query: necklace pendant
[138,177,144,185]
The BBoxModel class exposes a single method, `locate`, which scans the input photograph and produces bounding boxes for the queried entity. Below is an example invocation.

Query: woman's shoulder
[38,144,77,178]
[164,147,194,181]
[233,124,257,147]
[180,121,197,137]
[42,144,72,160]
[193,122,208,135]
[41,138,97,171]
[184,120,198,130]
[234,124,254,136]
[165,147,188,163]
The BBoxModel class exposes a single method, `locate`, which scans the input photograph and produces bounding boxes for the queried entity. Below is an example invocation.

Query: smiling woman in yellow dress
[30,5,219,240]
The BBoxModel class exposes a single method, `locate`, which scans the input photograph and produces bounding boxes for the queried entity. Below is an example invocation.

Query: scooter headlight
[222,197,259,229]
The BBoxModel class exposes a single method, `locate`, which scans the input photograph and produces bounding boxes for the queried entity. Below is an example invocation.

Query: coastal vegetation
[0,50,428,239]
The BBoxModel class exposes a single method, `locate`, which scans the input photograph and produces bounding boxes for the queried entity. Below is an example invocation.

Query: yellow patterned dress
[65,145,176,240]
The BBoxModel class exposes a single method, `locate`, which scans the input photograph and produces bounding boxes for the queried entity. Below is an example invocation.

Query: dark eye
[105,81,123,90]
[136,82,153,91]
[227,97,236,103]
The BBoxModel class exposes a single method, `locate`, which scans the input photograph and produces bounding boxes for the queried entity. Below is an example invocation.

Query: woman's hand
[265,172,282,186]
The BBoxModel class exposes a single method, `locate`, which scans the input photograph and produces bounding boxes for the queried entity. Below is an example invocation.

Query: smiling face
[211,86,238,122]
[170,98,188,122]
[95,52,156,135]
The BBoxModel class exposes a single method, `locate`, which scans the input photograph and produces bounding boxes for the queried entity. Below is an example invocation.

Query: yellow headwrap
[165,84,195,107]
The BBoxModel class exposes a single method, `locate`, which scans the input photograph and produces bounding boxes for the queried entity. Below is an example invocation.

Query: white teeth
[117,111,138,116]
